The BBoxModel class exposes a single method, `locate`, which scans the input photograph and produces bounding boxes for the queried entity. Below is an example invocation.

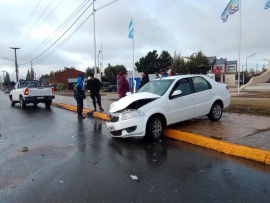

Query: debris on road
[130,175,140,182]
[21,147,28,152]
[59,180,64,184]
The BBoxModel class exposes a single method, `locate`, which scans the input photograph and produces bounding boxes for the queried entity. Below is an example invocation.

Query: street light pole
[244,54,255,85]
[98,50,101,73]
[10,47,20,82]
[263,59,270,70]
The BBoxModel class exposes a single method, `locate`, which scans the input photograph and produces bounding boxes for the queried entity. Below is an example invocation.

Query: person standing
[74,83,86,119]
[86,73,104,111]
[139,71,149,89]
[160,69,168,78]
[168,70,176,76]
[117,70,129,98]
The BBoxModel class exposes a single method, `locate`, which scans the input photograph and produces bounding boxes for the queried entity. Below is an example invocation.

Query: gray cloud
[1,0,270,81]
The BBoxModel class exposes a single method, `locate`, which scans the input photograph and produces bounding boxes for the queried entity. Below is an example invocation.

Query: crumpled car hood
[109,92,161,113]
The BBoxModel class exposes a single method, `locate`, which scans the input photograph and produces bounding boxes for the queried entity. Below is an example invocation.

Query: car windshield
[137,79,174,96]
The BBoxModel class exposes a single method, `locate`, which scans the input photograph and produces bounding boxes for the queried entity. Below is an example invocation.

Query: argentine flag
[128,19,133,39]
[221,0,240,22]
[265,0,270,9]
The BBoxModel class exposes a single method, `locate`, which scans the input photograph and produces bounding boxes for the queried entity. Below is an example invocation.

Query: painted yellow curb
[164,128,270,165]
[52,102,109,121]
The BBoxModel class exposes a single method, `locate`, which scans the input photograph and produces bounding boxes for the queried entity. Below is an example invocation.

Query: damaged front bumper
[106,110,148,138]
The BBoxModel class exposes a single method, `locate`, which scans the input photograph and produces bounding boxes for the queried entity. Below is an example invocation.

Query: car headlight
[121,110,144,120]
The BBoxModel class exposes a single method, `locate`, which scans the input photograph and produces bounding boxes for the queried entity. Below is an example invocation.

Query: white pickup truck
[9,80,55,109]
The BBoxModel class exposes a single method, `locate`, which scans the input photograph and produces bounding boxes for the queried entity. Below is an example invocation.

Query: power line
[21,0,120,66]
[11,0,42,46]
[19,0,56,46]
[22,1,93,65]
[96,0,119,11]
[20,0,91,62]
[21,0,65,47]
[35,13,93,65]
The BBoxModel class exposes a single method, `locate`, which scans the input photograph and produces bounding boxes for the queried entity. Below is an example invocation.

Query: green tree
[30,67,35,80]
[186,51,210,74]
[26,69,31,80]
[4,72,10,86]
[135,50,172,74]
[104,65,126,84]
[135,50,159,73]
[85,67,100,77]
[172,53,187,74]
[158,50,173,70]
[39,74,49,83]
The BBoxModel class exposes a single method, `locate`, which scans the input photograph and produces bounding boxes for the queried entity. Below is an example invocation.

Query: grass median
[225,98,270,116]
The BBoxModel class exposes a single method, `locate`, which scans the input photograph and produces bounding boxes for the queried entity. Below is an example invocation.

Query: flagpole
[237,0,241,93]
[132,17,135,93]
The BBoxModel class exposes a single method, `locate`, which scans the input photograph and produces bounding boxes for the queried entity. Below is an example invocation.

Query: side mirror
[126,92,131,96]
[172,90,182,97]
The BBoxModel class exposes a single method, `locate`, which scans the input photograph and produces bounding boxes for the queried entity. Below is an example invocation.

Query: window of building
[227,66,235,70]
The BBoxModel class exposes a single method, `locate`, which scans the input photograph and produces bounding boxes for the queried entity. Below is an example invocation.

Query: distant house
[49,67,86,90]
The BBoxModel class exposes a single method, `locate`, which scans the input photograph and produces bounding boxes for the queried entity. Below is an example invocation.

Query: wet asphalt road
[1,91,270,203]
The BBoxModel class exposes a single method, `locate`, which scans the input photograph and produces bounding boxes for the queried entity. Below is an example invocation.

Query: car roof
[154,74,207,80]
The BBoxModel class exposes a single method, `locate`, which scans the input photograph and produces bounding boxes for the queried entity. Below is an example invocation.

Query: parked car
[102,82,110,92]
[109,85,117,92]
[9,80,55,109]
[106,75,230,140]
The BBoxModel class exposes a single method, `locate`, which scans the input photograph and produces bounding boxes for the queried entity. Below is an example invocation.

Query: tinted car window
[192,77,212,93]
[172,78,192,98]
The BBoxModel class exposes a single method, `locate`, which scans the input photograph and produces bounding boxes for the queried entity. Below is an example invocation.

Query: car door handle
[188,97,194,100]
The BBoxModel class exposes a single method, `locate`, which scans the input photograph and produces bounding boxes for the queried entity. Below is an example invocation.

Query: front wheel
[207,102,223,121]
[20,97,26,109]
[146,116,163,140]
[10,96,15,107]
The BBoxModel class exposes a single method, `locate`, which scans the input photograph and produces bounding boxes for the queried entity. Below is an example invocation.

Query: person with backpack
[74,83,86,119]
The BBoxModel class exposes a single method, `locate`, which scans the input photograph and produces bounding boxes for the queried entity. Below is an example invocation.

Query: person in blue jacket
[74,83,86,119]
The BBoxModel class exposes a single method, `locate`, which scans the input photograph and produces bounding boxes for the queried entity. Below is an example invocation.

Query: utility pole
[93,0,97,77]
[256,63,258,74]
[10,47,20,82]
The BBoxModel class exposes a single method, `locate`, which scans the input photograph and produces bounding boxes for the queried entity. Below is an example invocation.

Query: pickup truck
[9,80,55,109]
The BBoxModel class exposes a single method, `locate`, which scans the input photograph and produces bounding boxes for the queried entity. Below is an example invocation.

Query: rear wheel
[146,116,163,140]
[207,102,223,121]
[45,100,52,108]
[20,97,26,109]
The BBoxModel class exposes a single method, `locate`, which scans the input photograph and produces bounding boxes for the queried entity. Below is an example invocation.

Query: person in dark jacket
[85,73,104,111]
[139,71,149,89]
[117,70,129,98]
[74,83,86,119]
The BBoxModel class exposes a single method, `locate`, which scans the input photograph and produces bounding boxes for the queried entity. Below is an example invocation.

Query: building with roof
[49,67,86,90]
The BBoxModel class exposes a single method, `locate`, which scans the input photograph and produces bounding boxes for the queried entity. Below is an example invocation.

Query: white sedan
[106,75,230,140]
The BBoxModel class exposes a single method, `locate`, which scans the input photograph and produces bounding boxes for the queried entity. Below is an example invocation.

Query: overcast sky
[0,0,270,81]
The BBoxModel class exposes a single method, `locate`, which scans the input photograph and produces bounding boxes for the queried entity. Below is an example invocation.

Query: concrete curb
[164,129,270,165]
[52,102,270,165]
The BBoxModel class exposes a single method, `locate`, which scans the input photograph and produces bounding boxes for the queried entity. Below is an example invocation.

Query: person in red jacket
[117,70,129,98]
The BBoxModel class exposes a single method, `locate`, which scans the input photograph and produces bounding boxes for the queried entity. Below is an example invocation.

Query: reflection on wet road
[1,92,270,202]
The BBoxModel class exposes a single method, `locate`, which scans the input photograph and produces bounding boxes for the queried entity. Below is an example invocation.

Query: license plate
[37,97,44,99]
[108,126,115,131]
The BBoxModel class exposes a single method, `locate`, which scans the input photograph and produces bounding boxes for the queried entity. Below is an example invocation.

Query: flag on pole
[264,0,270,9]
[128,19,133,39]
[221,0,240,22]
